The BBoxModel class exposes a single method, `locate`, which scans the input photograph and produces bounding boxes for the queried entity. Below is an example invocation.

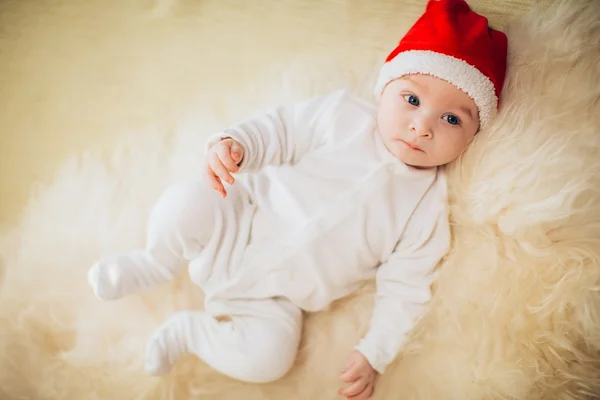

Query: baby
[88,0,507,398]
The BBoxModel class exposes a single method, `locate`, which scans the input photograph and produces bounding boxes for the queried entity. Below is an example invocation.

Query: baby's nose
[411,116,433,138]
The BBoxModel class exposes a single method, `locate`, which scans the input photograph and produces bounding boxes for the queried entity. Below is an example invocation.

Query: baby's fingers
[206,164,226,197]
[348,382,373,400]
[339,378,367,397]
[340,363,360,382]
[209,151,234,186]
[216,141,240,175]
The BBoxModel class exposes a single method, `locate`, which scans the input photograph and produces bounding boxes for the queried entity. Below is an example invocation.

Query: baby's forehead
[402,74,472,96]
[401,73,453,87]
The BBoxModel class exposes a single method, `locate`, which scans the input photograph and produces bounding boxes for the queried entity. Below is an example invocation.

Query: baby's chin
[396,152,438,169]
[404,161,438,169]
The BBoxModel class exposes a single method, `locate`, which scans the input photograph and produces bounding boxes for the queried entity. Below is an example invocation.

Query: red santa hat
[374,0,508,130]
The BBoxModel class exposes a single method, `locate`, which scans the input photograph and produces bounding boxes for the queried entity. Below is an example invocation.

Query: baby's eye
[443,114,461,126]
[403,94,420,106]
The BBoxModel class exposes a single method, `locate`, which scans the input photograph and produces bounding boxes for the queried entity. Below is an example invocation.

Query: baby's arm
[205,90,346,173]
[354,189,451,375]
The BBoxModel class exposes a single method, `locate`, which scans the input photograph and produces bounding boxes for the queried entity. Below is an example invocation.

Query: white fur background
[1,0,599,399]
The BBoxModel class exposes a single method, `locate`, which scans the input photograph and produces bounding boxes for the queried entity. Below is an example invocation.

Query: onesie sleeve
[354,182,451,374]
[204,90,346,173]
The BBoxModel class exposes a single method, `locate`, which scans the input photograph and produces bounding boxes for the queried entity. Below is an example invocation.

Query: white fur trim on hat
[374,50,498,130]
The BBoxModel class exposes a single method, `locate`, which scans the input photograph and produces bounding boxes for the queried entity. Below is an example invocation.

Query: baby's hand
[206,137,244,197]
[338,350,378,399]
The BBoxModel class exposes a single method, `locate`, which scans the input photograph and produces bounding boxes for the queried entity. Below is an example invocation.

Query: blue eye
[403,94,420,106]
[443,114,461,126]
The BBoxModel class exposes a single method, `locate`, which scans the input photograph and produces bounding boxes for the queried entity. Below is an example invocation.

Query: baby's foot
[87,250,172,300]
[87,259,127,300]
[145,334,174,375]
[145,311,202,376]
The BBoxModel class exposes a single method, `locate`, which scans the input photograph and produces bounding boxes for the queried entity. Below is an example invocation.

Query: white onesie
[88,90,451,382]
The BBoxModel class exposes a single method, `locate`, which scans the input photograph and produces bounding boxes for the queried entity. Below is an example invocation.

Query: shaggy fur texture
[1,0,599,399]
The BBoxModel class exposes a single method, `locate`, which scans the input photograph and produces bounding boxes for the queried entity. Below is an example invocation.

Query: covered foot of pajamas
[87,250,174,300]
[87,179,248,300]
[145,300,302,382]
[87,179,303,382]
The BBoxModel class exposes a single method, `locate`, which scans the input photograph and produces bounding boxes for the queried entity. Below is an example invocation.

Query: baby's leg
[145,297,303,383]
[88,180,253,300]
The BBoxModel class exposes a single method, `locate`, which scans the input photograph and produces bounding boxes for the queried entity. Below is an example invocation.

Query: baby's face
[377,74,480,168]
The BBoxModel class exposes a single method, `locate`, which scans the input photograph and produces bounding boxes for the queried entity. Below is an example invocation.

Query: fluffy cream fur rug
[1,0,599,399]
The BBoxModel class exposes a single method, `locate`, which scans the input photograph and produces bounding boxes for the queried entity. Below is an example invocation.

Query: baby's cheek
[443,139,468,161]
[381,105,403,128]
